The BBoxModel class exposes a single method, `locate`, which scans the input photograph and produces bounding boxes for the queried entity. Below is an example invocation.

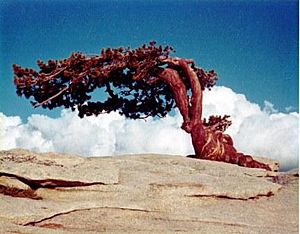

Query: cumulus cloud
[0,86,298,171]
[0,108,192,157]
[202,87,298,170]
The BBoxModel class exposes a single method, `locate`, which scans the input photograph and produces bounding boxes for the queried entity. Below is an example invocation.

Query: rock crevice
[0,172,109,190]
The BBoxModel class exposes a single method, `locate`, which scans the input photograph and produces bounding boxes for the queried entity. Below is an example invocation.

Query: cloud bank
[0,86,298,171]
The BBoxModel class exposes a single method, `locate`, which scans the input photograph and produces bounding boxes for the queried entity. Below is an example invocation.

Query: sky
[0,0,298,170]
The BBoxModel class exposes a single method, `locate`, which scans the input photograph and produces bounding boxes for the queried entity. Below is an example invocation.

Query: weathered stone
[0,148,118,184]
[0,149,298,233]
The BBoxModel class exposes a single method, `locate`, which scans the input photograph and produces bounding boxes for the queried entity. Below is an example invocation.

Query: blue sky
[0,0,298,120]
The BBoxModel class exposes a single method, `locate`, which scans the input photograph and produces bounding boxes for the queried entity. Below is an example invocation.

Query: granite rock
[0,149,298,233]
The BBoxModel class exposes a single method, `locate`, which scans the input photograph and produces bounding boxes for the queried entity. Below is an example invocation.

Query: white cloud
[202,87,298,171]
[0,86,298,171]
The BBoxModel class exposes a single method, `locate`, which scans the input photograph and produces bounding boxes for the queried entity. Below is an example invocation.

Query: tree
[13,41,271,170]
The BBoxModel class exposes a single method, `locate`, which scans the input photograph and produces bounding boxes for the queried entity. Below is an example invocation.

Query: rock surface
[0,149,298,233]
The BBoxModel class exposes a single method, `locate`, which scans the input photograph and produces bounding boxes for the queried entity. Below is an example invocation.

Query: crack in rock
[0,172,107,190]
[24,208,93,226]
[24,206,152,226]
[185,191,274,200]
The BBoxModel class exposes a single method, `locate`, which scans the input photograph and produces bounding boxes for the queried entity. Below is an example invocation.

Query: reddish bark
[157,68,191,132]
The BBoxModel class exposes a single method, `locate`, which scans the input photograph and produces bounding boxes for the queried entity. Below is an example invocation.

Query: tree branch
[45,66,68,80]
[34,86,69,108]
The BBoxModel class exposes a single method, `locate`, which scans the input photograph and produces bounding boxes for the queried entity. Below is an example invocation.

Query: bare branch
[34,86,69,108]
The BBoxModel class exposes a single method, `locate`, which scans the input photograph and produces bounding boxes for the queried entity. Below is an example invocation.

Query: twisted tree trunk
[158,59,271,171]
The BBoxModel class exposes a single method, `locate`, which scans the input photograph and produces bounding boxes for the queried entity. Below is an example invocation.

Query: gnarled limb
[161,58,203,131]
[157,68,191,133]
[177,60,203,128]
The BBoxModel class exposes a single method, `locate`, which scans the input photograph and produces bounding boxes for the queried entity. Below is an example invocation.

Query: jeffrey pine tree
[13,41,271,170]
